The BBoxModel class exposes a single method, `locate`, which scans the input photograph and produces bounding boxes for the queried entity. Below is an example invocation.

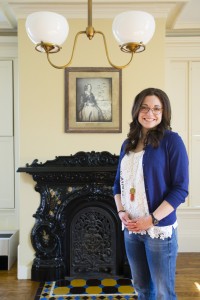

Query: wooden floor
[0,253,199,300]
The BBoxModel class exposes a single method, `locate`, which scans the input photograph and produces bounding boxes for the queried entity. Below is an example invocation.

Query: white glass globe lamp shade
[25,11,69,53]
[112,11,155,53]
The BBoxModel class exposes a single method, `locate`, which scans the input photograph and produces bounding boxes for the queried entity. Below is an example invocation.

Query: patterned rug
[34,277,138,300]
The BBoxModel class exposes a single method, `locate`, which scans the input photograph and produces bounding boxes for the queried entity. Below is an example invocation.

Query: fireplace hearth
[18,151,130,281]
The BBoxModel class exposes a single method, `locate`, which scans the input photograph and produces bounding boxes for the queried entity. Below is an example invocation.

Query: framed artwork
[65,67,122,133]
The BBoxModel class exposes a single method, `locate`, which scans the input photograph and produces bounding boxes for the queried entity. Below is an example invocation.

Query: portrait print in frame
[65,67,122,133]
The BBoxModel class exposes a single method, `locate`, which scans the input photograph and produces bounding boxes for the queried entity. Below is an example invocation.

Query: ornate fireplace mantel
[17,151,130,282]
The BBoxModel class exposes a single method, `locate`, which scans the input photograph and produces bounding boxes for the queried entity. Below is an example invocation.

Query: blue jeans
[124,228,178,300]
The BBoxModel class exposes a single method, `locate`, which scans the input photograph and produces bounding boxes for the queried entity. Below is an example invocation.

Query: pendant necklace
[129,151,143,202]
[129,152,137,202]
[130,187,135,201]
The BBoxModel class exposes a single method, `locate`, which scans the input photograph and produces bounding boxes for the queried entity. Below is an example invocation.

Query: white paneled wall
[0,61,14,209]
[190,61,200,208]
[166,37,200,251]
[0,138,14,209]
[0,61,13,136]
[0,36,18,229]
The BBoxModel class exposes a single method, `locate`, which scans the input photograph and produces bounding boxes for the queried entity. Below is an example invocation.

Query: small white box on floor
[0,230,19,270]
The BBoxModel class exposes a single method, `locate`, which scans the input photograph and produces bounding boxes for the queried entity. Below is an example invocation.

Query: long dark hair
[126,87,172,153]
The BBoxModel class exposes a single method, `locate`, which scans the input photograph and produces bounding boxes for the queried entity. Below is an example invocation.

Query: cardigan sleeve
[164,132,189,209]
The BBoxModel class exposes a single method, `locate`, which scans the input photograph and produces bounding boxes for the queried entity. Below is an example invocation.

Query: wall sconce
[25,0,155,70]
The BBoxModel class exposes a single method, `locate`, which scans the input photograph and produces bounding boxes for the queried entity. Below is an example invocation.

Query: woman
[78,83,104,122]
[113,88,189,300]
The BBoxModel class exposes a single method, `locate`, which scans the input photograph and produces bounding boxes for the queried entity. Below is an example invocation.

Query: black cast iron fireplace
[17,151,130,282]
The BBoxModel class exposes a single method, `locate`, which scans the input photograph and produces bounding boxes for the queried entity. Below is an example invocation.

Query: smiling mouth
[143,118,156,121]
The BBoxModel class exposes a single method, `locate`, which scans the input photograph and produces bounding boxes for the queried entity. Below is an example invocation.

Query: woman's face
[138,95,163,134]
[87,84,92,92]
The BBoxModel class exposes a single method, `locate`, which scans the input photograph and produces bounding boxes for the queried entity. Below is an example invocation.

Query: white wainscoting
[177,209,200,252]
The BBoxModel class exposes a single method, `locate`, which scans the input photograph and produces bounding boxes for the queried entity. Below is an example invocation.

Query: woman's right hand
[118,211,132,227]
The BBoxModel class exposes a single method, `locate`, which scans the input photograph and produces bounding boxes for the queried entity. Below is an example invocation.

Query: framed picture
[65,67,122,133]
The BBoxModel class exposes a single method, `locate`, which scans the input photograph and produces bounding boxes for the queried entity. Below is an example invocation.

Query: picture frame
[65,67,122,133]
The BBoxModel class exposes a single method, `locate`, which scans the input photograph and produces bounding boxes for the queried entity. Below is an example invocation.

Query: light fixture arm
[96,30,134,70]
[45,29,134,70]
[45,31,85,69]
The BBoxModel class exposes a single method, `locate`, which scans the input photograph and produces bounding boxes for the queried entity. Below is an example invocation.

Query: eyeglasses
[139,105,163,115]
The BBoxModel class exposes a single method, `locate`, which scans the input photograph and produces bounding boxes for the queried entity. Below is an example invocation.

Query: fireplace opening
[63,193,126,278]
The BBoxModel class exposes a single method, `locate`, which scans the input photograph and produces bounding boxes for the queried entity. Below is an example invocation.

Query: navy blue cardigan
[113,130,189,226]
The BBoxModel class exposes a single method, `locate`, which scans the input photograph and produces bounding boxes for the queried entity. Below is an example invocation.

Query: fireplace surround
[18,151,130,281]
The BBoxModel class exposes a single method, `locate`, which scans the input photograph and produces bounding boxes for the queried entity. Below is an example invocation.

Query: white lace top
[120,151,177,240]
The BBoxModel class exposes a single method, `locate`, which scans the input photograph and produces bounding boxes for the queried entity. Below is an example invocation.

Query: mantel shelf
[17,151,119,174]
[17,165,117,173]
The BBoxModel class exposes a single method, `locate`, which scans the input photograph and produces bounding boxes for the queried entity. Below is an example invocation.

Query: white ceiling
[0,0,200,35]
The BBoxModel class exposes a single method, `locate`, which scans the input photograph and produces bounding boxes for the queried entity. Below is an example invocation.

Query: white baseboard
[17,265,31,279]
[17,245,31,279]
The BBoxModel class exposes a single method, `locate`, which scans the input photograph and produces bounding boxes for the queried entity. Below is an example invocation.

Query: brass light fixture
[25,0,155,70]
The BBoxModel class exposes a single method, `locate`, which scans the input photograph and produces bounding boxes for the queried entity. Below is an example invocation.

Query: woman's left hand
[126,215,153,232]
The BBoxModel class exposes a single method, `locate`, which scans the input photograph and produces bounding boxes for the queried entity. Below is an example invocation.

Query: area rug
[34,277,138,300]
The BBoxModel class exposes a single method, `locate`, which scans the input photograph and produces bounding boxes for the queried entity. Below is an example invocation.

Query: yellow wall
[17,17,166,278]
